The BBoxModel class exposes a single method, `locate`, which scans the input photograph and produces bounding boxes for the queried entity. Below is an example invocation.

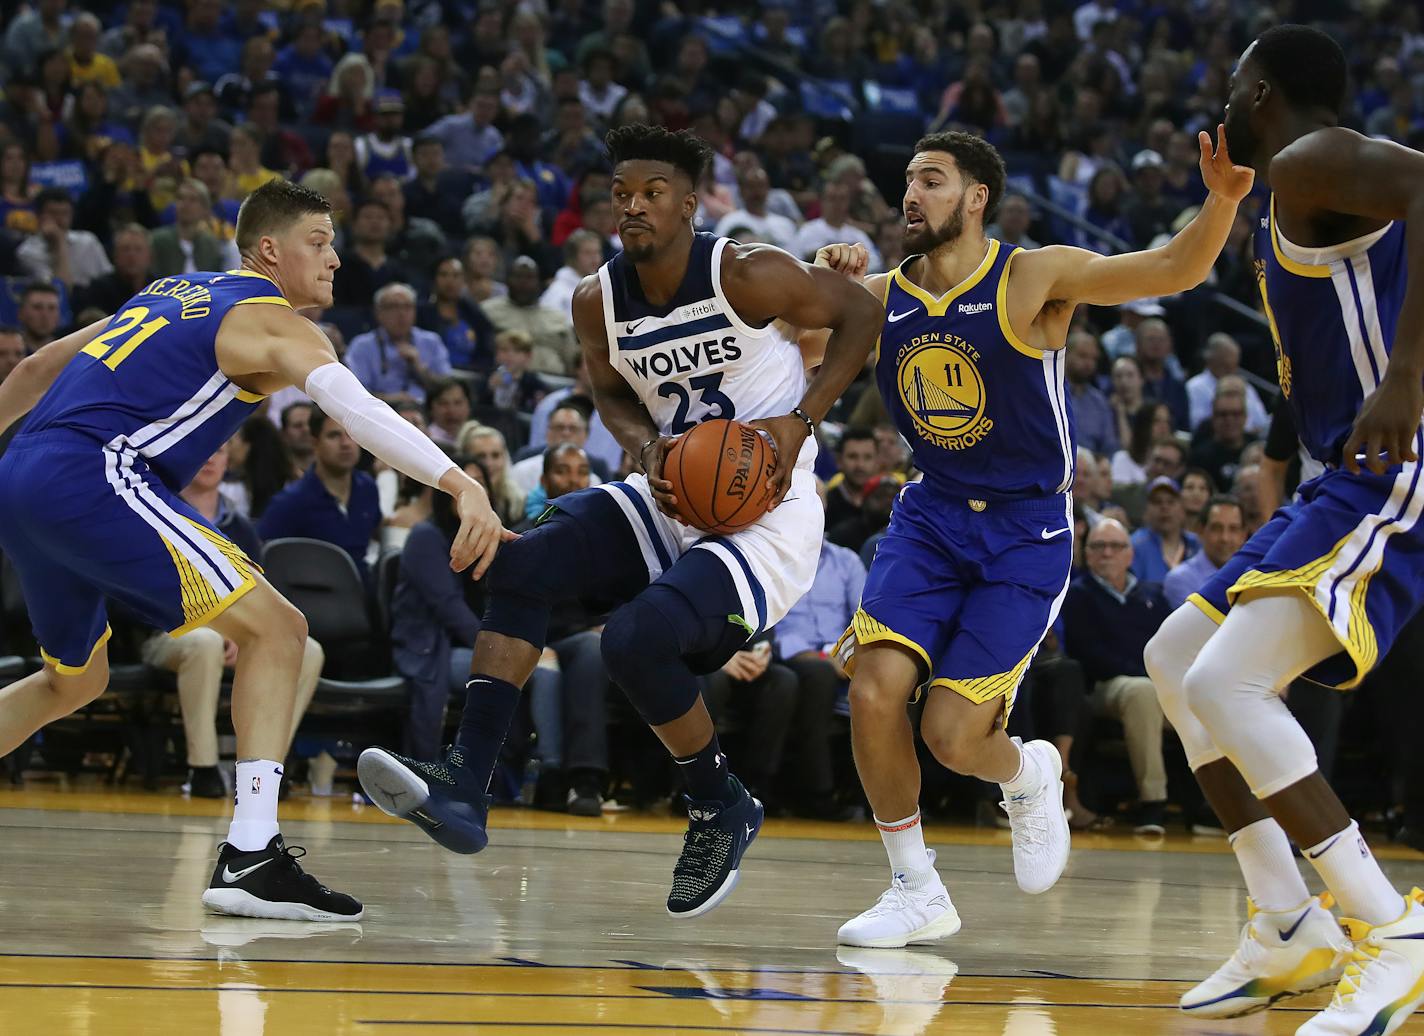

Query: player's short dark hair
[838,426,877,452]
[235,179,333,255]
[605,124,714,187]
[913,131,1007,223]
[1252,24,1347,116]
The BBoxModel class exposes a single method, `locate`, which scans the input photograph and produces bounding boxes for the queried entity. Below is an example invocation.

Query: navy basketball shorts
[0,435,259,673]
[836,480,1073,717]
[1189,464,1424,689]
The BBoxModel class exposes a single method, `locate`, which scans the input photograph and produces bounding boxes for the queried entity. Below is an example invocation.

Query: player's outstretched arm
[1273,129,1424,473]
[1017,125,1255,311]
[570,276,683,516]
[0,316,110,437]
[216,305,510,577]
[722,244,887,506]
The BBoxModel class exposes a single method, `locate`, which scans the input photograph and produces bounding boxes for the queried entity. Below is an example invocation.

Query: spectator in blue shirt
[428,86,504,172]
[417,256,496,372]
[1134,317,1191,431]
[1130,476,1200,584]
[1065,330,1119,456]
[274,22,335,120]
[257,407,384,583]
[505,113,572,217]
[345,282,452,403]
[1163,495,1246,611]
[175,0,243,85]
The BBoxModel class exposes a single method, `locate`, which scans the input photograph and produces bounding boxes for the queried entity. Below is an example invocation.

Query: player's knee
[184,626,226,662]
[921,719,984,775]
[601,598,674,682]
[486,526,559,603]
[847,672,910,721]
[1181,650,1235,732]
[45,658,109,714]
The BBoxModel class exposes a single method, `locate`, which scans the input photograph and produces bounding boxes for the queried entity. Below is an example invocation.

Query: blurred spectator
[314,53,377,133]
[274,21,333,121]
[18,187,112,288]
[356,92,414,183]
[1134,317,1189,430]
[545,96,603,179]
[512,403,608,493]
[1065,331,1118,455]
[458,423,526,526]
[0,326,24,384]
[505,114,572,215]
[136,106,188,212]
[1130,476,1200,584]
[369,174,443,287]
[1189,378,1260,491]
[480,256,578,376]
[345,282,452,403]
[279,401,315,474]
[1062,519,1171,835]
[404,136,474,240]
[5,0,70,79]
[482,329,549,414]
[825,427,880,529]
[176,0,242,85]
[1111,401,1172,486]
[333,199,399,310]
[224,415,297,520]
[258,408,383,583]
[227,124,280,199]
[426,378,472,448]
[323,131,367,206]
[1232,462,1265,535]
[986,192,1040,249]
[521,440,592,523]
[578,49,628,124]
[418,256,496,372]
[1163,495,1246,611]
[149,179,236,276]
[99,0,164,60]
[792,181,880,268]
[67,13,118,90]
[1180,468,1213,535]
[0,143,37,235]
[1101,297,1164,362]
[16,281,61,353]
[428,86,503,172]
[75,223,151,314]
[828,472,901,553]
[714,164,797,252]
[527,351,622,473]
[216,36,280,122]
[186,148,241,236]
[245,84,314,177]
[1186,333,1268,433]
[702,635,799,809]
[176,82,232,156]
[540,229,603,321]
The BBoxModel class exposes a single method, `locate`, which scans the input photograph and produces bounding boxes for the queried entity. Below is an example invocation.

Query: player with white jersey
[359,125,883,919]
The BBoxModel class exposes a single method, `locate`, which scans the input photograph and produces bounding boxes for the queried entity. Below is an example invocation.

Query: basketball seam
[707,419,736,533]
[675,427,715,532]
[720,427,774,529]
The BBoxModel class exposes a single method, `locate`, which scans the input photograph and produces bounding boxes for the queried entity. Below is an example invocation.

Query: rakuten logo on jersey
[957,302,993,315]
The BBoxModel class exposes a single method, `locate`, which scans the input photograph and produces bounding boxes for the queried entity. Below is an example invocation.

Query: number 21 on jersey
[82,306,171,371]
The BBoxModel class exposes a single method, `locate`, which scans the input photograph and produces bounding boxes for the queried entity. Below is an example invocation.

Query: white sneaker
[1002,739,1070,894]
[837,849,962,948]
[1180,894,1349,1017]
[1298,889,1424,1036]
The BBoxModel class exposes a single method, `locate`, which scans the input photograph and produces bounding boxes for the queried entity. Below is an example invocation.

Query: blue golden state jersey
[1255,194,1409,466]
[875,239,1075,500]
[20,270,286,490]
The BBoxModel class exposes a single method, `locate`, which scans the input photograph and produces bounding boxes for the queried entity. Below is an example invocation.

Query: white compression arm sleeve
[304,362,456,489]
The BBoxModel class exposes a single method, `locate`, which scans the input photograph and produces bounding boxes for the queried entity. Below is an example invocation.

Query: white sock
[228,759,283,852]
[1303,821,1403,926]
[1229,818,1310,912]
[875,810,935,887]
[998,741,1039,799]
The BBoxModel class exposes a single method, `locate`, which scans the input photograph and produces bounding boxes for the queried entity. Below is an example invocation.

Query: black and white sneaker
[201,835,364,922]
[357,745,492,854]
[666,775,763,919]
[185,765,226,799]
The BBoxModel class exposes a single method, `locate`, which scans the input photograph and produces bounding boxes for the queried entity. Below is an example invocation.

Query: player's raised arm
[0,316,110,436]
[1016,126,1255,310]
[217,304,510,577]
[721,244,887,506]
[1271,129,1424,473]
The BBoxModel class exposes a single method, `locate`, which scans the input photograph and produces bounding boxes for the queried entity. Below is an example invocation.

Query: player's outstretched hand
[749,414,810,510]
[814,243,870,282]
[450,485,513,579]
[1198,124,1254,202]
[1343,372,1424,475]
[641,434,681,520]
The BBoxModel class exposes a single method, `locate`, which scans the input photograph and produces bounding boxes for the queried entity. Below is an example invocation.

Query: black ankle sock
[674,735,738,806]
[455,676,522,790]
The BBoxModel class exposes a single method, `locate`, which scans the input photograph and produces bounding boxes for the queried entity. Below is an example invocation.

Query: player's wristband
[790,406,816,436]
[638,436,659,470]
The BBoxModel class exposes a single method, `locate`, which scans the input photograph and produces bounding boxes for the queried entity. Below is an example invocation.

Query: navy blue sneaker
[666,776,764,919]
[357,746,491,855]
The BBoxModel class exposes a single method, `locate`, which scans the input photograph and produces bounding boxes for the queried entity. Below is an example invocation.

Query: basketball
[664,419,777,534]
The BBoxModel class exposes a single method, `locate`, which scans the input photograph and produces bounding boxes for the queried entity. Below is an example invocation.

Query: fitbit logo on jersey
[624,336,743,379]
[958,302,992,315]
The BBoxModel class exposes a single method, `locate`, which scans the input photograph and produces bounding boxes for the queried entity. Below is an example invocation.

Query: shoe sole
[201,887,365,923]
[837,907,964,949]
[1018,742,1071,895]
[357,748,487,854]
[666,797,763,921]
[1179,967,1344,1018]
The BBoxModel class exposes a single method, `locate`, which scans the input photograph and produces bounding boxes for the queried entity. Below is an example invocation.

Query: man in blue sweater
[1062,518,1172,834]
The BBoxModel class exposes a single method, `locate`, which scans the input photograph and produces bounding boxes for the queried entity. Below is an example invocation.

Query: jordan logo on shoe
[744,824,755,841]
[1277,909,1311,942]
[222,858,273,883]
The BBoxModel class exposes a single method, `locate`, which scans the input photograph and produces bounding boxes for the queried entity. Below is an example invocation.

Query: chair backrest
[260,538,372,644]
[374,548,402,638]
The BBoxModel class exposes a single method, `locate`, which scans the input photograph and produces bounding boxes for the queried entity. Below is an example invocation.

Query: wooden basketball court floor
[3,787,1424,1035]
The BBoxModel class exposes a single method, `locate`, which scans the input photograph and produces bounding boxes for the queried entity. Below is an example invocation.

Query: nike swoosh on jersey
[887,309,915,322]
[1040,527,1070,539]
[625,319,646,335]
[222,858,274,883]
[1278,908,1311,942]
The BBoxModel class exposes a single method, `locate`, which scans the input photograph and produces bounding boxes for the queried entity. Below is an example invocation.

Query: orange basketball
[664,419,777,534]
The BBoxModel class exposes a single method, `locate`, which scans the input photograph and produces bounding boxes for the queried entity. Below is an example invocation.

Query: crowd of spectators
[1,0,1423,837]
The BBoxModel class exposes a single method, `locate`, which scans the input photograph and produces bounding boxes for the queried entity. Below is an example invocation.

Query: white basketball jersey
[596,234,814,468]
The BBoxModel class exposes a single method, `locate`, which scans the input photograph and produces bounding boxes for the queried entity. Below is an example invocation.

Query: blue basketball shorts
[836,481,1074,716]
[1189,464,1424,689]
[0,433,259,673]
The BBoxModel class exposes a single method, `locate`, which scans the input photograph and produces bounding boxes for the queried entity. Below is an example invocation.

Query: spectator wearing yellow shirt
[67,14,119,89]
[138,105,189,212]
[227,125,280,200]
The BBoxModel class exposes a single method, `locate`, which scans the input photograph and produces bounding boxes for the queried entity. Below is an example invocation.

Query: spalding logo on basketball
[665,418,777,533]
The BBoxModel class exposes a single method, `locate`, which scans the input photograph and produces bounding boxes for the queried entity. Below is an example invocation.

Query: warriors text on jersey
[875,239,1075,500]
[596,232,814,467]
[21,270,286,489]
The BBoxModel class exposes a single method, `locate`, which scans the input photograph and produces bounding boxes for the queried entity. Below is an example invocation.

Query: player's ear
[1253,79,1271,110]
[682,189,697,221]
